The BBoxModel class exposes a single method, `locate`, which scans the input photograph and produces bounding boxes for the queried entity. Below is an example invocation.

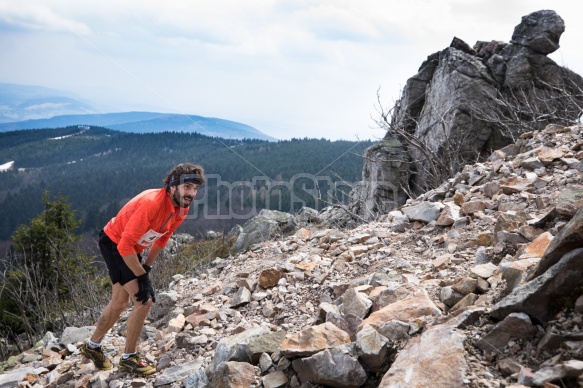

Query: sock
[88,339,101,349]
[122,352,136,360]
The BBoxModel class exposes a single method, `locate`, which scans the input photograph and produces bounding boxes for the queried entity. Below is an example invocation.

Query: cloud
[0,1,90,35]
[298,5,380,42]
[1,0,582,141]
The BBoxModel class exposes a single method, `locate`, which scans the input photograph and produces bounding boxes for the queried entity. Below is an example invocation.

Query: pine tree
[0,191,106,347]
[11,191,81,294]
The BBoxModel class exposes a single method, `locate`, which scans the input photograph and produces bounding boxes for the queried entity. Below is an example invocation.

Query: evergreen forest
[0,126,374,242]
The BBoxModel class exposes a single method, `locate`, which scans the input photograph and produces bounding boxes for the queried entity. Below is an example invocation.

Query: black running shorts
[99,230,142,286]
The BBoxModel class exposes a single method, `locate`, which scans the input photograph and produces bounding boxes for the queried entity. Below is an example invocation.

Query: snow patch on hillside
[0,161,14,172]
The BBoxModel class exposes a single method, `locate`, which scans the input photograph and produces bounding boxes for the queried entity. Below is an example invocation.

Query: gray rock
[532,360,583,386]
[318,205,355,229]
[0,367,36,388]
[262,371,289,388]
[370,272,394,287]
[450,307,486,330]
[471,262,498,279]
[36,331,58,349]
[439,286,464,307]
[246,330,287,364]
[510,10,564,54]
[475,246,489,265]
[491,248,583,323]
[156,354,172,372]
[349,137,410,221]
[166,233,195,253]
[212,361,256,388]
[402,202,444,223]
[520,157,545,170]
[232,209,299,252]
[296,206,321,223]
[555,185,583,216]
[92,374,108,388]
[183,368,210,388]
[476,312,537,352]
[318,302,340,322]
[211,326,269,373]
[529,206,583,279]
[377,320,410,341]
[59,326,95,346]
[148,291,178,321]
[231,287,251,307]
[292,346,367,388]
[259,352,274,374]
[499,262,526,293]
[153,360,204,387]
[483,181,501,198]
[325,312,362,342]
[339,288,373,319]
[378,324,466,387]
[356,324,390,371]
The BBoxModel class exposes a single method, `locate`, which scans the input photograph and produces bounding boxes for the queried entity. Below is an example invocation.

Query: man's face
[171,182,199,208]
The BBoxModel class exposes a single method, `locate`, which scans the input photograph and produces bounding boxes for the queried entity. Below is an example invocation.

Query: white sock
[88,339,101,349]
[122,352,136,360]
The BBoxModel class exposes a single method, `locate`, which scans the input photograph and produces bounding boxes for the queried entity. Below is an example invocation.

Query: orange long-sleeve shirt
[104,188,189,256]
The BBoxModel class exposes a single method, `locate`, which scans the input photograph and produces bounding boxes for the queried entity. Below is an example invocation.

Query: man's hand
[135,273,156,304]
[142,263,152,273]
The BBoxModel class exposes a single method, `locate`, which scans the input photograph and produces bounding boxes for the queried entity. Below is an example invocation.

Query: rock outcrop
[3,122,583,388]
[349,138,410,221]
[350,9,583,220]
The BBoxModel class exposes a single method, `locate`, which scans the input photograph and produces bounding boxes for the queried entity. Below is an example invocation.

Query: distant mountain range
[0,112,276,140]
[0,83,276,141]
[0,83,96,122]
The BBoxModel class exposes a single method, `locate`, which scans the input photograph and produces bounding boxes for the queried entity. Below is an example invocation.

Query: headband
[169,174,203,187]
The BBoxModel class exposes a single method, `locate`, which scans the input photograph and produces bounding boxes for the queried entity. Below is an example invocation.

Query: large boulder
[510,9,564,54]
[292,346,367,388]
[529,205,583,280]
[378,323,467,387]
[490,248,583,323]
[318,205,356,229]
[232,209,299,252]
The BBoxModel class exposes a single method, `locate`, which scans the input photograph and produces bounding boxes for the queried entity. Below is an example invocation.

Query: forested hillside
[0,126,373,240]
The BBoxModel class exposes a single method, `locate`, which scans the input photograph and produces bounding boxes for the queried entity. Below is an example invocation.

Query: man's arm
[123,252,156,305]
[122,253,147,276]
[144,244,163,267]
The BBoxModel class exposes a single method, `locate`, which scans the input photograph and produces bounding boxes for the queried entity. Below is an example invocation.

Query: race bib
[137,229,167,247]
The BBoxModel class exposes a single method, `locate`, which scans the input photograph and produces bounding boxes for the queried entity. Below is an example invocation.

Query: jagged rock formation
[350,9,583,221]
[3,122,583,388]
[349,139,410,222]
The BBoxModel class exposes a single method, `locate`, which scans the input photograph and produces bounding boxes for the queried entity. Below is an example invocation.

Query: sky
[1,1,582,141]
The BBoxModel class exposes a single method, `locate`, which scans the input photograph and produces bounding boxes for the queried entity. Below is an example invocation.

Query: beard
[173,190,193,208]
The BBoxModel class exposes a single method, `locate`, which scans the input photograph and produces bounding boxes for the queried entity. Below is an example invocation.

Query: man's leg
[122,278,153,354]
[81,283,130,370]
[117,279,156,376]
[90,283,131,343]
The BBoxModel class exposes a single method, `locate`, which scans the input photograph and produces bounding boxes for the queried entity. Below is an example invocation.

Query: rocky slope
[2,123,583,387]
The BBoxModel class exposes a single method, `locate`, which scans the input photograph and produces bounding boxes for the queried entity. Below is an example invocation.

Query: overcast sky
[1,1,582,141]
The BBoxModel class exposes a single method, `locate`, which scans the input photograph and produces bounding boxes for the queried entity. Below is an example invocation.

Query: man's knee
[111,297,131,312]
[134,298,153,311]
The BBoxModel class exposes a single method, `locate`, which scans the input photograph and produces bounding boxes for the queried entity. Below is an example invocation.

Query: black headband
[169,174,203,187]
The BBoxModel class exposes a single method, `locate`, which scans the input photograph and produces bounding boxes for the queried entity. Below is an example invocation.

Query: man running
[81,163,205,376]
